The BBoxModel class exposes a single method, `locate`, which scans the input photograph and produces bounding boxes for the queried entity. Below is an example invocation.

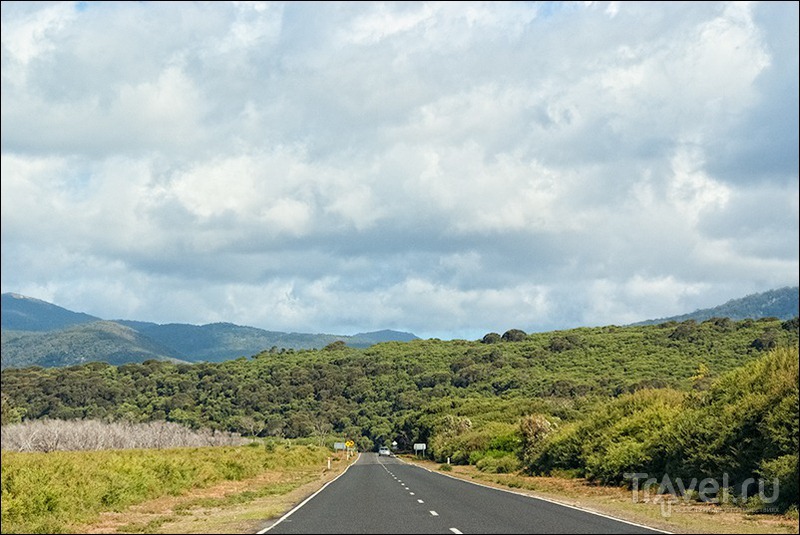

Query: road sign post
[413,443,426,457]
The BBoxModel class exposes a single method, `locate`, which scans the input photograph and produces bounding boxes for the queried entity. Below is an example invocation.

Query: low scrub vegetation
[432,346,798,513]
[1,442,330,534]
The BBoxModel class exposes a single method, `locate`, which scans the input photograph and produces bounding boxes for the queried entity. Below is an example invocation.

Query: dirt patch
[71,455,355,534]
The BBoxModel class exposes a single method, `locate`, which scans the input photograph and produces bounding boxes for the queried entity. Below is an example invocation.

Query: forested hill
[632,286,798,325]
[3,317,796,442]
[0,322,186,369]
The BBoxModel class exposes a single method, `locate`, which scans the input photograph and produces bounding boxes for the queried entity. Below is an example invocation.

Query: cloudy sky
[1,1,798,340]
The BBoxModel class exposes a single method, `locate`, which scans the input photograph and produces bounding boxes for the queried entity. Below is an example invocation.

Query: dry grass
[69,452,354,534]
[404,458,799,535]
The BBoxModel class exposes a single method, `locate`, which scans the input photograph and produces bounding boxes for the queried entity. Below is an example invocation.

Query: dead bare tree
[0,419,247,452]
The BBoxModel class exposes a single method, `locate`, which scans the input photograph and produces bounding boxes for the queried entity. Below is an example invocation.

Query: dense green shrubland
[522,347,798,511]
[3,318,794,436]
[1,317,797,512]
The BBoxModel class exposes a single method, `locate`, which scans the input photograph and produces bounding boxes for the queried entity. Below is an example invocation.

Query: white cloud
[667,146,731,224]
[1,1,797,339]
[0,1,75,66]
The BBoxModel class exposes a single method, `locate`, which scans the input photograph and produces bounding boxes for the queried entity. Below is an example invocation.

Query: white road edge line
[450,529,463,534]
[256,452,362,534]
[396,457,671,534]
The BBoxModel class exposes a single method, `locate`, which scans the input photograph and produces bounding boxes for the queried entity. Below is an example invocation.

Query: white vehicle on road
[378,446,391,456]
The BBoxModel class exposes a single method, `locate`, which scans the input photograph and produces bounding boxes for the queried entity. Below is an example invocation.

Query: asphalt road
[261,452,665,534]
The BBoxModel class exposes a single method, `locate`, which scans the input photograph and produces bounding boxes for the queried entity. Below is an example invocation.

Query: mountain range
[0,293,418,369]
[1,286,797,369]
[630,286,798,325]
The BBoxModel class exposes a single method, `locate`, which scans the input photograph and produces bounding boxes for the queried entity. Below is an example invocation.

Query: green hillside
[0,322,185,369]
[116,321,418,361]
[2,317,797,512]
[3,317,795,437]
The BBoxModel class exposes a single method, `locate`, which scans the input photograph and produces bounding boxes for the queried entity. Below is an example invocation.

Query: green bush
[476,454,520,474]
[524,347,800,512]
[758,454,798,513]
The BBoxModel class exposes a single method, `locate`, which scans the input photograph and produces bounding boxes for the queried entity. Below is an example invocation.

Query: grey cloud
[2,1,797,339]
[705,3,799,185]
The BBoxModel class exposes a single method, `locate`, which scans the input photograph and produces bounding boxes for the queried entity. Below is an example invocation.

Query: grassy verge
[1,442,335,534]
[403,457,799,534]
[78,452,356,534]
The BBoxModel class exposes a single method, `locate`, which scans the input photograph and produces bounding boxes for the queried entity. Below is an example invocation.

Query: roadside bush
[525,347,800,513]
[430,421,518,465]
[528,421,583,475]
[476,453,520,474]
[527,389,684,482]
[758,454,798,513]
[519,414,554,468]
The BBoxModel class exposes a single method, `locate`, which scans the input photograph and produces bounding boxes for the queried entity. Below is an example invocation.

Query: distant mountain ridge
[632,286,799,326]
[0,293,418,369]
[1,321,188,369]
[1,293,101,331]
[3,288,795,369]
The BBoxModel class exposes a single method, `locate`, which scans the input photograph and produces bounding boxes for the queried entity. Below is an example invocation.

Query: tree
[751,329,779,351]
[312,416,333,446]
[1,393,25,425]
[481,333,501,344]
[519,414,553,467]
[669,320,698,341]
[548,336,573,352]
[501,329,527,342]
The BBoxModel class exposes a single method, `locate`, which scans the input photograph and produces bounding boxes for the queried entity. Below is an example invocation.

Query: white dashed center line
[430,510,439,516]
[417,499,424,503]
[449,529,463,534]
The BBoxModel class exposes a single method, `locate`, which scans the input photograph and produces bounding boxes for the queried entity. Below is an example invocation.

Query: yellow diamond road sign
[345,440,355,448]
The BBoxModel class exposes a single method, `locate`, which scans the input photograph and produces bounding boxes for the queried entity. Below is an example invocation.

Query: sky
[1,1,798,340]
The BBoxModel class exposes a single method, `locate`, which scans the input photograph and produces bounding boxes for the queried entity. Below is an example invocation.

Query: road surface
[261,452,665,534]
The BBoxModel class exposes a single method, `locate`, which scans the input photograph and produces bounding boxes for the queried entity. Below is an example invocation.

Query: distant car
[378,446,391,456]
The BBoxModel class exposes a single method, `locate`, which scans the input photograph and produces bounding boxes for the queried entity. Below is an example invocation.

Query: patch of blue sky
[535,1,591,19]
[62,168,95,201]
